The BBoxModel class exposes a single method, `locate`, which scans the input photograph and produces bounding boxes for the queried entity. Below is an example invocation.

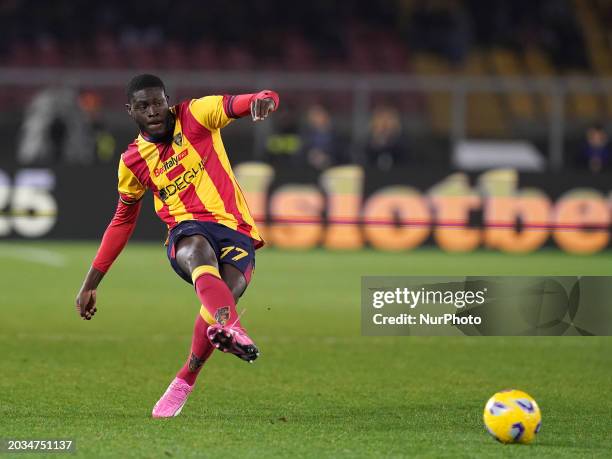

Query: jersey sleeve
[118,157,146,204]
[92,199,142,273]
[188,96,233,131]
[225,91,280,118]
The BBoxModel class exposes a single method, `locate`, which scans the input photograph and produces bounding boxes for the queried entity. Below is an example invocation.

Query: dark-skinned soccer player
[74,74,279,417]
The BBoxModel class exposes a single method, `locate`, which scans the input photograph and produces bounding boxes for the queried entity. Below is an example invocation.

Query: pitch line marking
[0,245,66,267]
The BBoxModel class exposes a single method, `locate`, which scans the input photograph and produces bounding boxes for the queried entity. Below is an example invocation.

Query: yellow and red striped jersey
[117,96,262,247]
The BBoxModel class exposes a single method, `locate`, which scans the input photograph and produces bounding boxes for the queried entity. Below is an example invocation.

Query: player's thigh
[175,234,218,276]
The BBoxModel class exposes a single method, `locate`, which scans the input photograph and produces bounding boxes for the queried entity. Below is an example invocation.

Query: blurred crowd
[409,0,588,68]
[17,89,115,166]
[15,86,413,171]
[16,86,611,174]
[4,0,611,173]
[580,124,611,173]
[0,0,591,71]
[264,103,408,171]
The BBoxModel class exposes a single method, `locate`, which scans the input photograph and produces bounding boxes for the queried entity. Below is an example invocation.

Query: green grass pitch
[0,242,610,458]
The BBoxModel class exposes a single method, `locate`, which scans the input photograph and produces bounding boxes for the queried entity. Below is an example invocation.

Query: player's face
[126,87,172,139]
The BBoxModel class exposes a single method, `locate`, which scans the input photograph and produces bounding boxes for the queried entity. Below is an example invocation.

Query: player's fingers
[78,292,92,317]
[254,99,263,121]
[262,101,273,118]
[88,294,96,312]
[261,99,271,118]
[88,293,97,314]
[250,100,256,121]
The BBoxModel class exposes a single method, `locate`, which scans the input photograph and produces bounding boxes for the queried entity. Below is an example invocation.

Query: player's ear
[125,103,132,116]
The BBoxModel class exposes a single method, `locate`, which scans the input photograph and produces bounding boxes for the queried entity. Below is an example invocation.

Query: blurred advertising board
[1,163,610,254]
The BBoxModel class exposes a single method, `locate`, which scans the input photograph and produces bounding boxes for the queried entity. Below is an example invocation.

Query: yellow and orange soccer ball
[483,389,542,444]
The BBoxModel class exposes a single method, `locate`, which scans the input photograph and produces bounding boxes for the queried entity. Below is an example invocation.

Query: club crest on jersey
[215,307,231,325]
[173,133,183,146]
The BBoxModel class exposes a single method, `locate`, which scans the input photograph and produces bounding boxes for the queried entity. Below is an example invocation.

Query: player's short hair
[126,74,166,102]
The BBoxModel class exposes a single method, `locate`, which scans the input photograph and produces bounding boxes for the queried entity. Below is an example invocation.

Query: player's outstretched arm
[75,199,142,320]
[224,90,279,122]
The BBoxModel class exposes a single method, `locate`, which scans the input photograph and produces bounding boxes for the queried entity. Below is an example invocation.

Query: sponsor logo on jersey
[158,160,205,201]
[154,150,189,177]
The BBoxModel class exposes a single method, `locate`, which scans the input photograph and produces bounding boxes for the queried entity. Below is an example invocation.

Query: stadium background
[0,1,610,457]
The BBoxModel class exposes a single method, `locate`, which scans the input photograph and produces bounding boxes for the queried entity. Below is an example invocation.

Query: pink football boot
[207,324,259,363]
[152,377,193,418]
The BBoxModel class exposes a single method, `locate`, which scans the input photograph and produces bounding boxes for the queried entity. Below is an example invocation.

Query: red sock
[192,268,242,329]
[176,314,214,386]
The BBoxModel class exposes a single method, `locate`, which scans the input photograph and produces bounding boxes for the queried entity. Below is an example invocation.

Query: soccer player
[74,74,279,418]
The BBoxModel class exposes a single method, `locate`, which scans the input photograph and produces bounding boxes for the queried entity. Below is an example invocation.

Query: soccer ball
[483,389,541,444]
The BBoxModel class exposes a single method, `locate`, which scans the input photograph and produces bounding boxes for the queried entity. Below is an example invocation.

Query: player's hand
[76,288,97,320]
[250,98,276,122]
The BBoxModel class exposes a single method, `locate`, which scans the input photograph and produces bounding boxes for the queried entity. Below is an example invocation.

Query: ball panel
[510,422,525,442]
[483,389,541,445]
[515,398,536,413]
